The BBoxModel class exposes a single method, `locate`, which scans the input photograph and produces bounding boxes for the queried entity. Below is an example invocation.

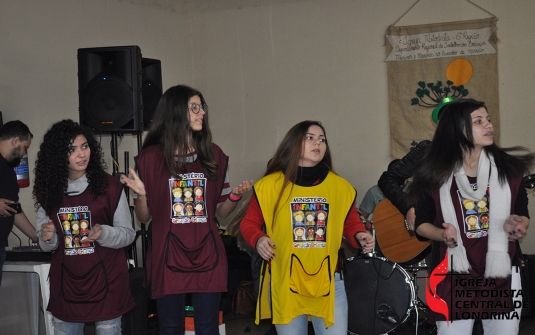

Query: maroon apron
[137,144,229,299]
[47,174,135,322]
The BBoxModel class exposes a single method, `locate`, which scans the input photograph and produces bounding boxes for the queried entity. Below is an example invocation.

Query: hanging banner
[386,27,496,61]
[385,18,499,158]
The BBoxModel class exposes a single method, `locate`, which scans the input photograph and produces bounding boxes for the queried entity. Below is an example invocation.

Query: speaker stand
[404,265,434,335]
[114,132,148,268]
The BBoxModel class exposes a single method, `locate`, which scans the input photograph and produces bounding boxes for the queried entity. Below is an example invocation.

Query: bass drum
[345,257,415,335]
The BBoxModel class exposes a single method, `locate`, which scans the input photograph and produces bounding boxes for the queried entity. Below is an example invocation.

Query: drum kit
[344,213,433,335]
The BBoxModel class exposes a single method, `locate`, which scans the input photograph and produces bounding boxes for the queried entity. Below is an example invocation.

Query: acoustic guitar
[372,198,431,264]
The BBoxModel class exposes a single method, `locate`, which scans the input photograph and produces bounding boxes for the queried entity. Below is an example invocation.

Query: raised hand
[231,180,254,197]
[121,168,147,196]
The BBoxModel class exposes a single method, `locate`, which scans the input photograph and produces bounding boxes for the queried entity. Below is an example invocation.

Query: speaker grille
[83,76,134,130]
[78,46,142,134]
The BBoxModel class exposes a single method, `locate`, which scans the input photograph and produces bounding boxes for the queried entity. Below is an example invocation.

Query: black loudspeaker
[141,58,162,130]
[78,46,143,133]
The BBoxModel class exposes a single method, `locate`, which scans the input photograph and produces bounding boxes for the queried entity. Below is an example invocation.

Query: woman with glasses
[240,120,374,335]
[122,84,252,335]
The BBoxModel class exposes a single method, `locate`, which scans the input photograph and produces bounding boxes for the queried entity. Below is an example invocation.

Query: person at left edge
[121,84,253,335]
[34,120,136,335]
[0,120,38,287]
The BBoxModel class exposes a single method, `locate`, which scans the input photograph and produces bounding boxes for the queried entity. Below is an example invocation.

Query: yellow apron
[254,171,356,327]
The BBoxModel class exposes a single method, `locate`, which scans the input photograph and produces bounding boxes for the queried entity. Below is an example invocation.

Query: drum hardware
[359,220,384,259]
[402,259,428,272]
[401,262,433,335]
[377,304,402,325]
[345,219,432,334]
[345,256,415,335]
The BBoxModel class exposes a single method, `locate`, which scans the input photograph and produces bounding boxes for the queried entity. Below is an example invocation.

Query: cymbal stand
[359,220,384,260]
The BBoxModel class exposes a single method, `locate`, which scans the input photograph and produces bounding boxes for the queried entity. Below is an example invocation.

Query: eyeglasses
[188,103,208,114]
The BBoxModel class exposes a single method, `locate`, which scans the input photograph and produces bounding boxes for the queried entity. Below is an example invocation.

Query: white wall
[187,0,535,252]
[1,0,534,253]
[1,0,192,247]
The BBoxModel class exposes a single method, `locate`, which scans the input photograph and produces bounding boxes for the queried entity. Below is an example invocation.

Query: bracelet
[136,194,147,200]
[228,193,242,202]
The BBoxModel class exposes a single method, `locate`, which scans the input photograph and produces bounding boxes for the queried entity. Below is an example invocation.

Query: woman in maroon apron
[34,119,136,335]
[121,85,252,335]
[409,99,534,335]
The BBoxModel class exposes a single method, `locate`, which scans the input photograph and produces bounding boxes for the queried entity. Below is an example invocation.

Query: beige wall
[1,0,534,253]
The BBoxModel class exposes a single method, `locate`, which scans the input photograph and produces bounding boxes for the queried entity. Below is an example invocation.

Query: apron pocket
[165,230,219,272]
[61,261,108,304]
[289,254,331,298]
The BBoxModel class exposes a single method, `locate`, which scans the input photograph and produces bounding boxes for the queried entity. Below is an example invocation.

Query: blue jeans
[0,247,6,287]
[275,272,348,335]
[52,316,122,335]
[157,292,221,335]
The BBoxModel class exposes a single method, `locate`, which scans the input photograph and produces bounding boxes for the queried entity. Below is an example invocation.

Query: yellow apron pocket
[289,254,331,298]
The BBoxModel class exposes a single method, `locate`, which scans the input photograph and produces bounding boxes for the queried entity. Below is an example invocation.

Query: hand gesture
[41,220,56,241]
[504,214,527,241]
[121,168,147,196]
[231,180,254,197]
[0,198,16,217]
[405,207,416,231]
[442,222,458,248]
[356,232,375,253]
[256,236,276,261]
[83,224,102,243]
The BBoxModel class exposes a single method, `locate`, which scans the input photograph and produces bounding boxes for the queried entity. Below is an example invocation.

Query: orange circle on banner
[446,58,473,86]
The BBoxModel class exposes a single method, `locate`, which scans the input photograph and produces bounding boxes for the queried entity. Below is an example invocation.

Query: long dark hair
[265,120,333,220]
[408,99,535,200]
[142,84,218,179]
[33,119,109,215]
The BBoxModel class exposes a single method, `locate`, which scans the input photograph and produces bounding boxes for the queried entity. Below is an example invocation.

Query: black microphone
[377,304,399,325]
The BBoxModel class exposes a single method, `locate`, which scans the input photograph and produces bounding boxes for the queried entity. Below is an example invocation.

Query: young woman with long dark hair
[121,84,252,335]
[409,99,534,335]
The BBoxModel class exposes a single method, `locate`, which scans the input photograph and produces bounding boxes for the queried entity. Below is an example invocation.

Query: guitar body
[373,199,431,264]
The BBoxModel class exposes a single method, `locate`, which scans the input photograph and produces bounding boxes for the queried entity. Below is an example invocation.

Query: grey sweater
[37,174,135,251]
